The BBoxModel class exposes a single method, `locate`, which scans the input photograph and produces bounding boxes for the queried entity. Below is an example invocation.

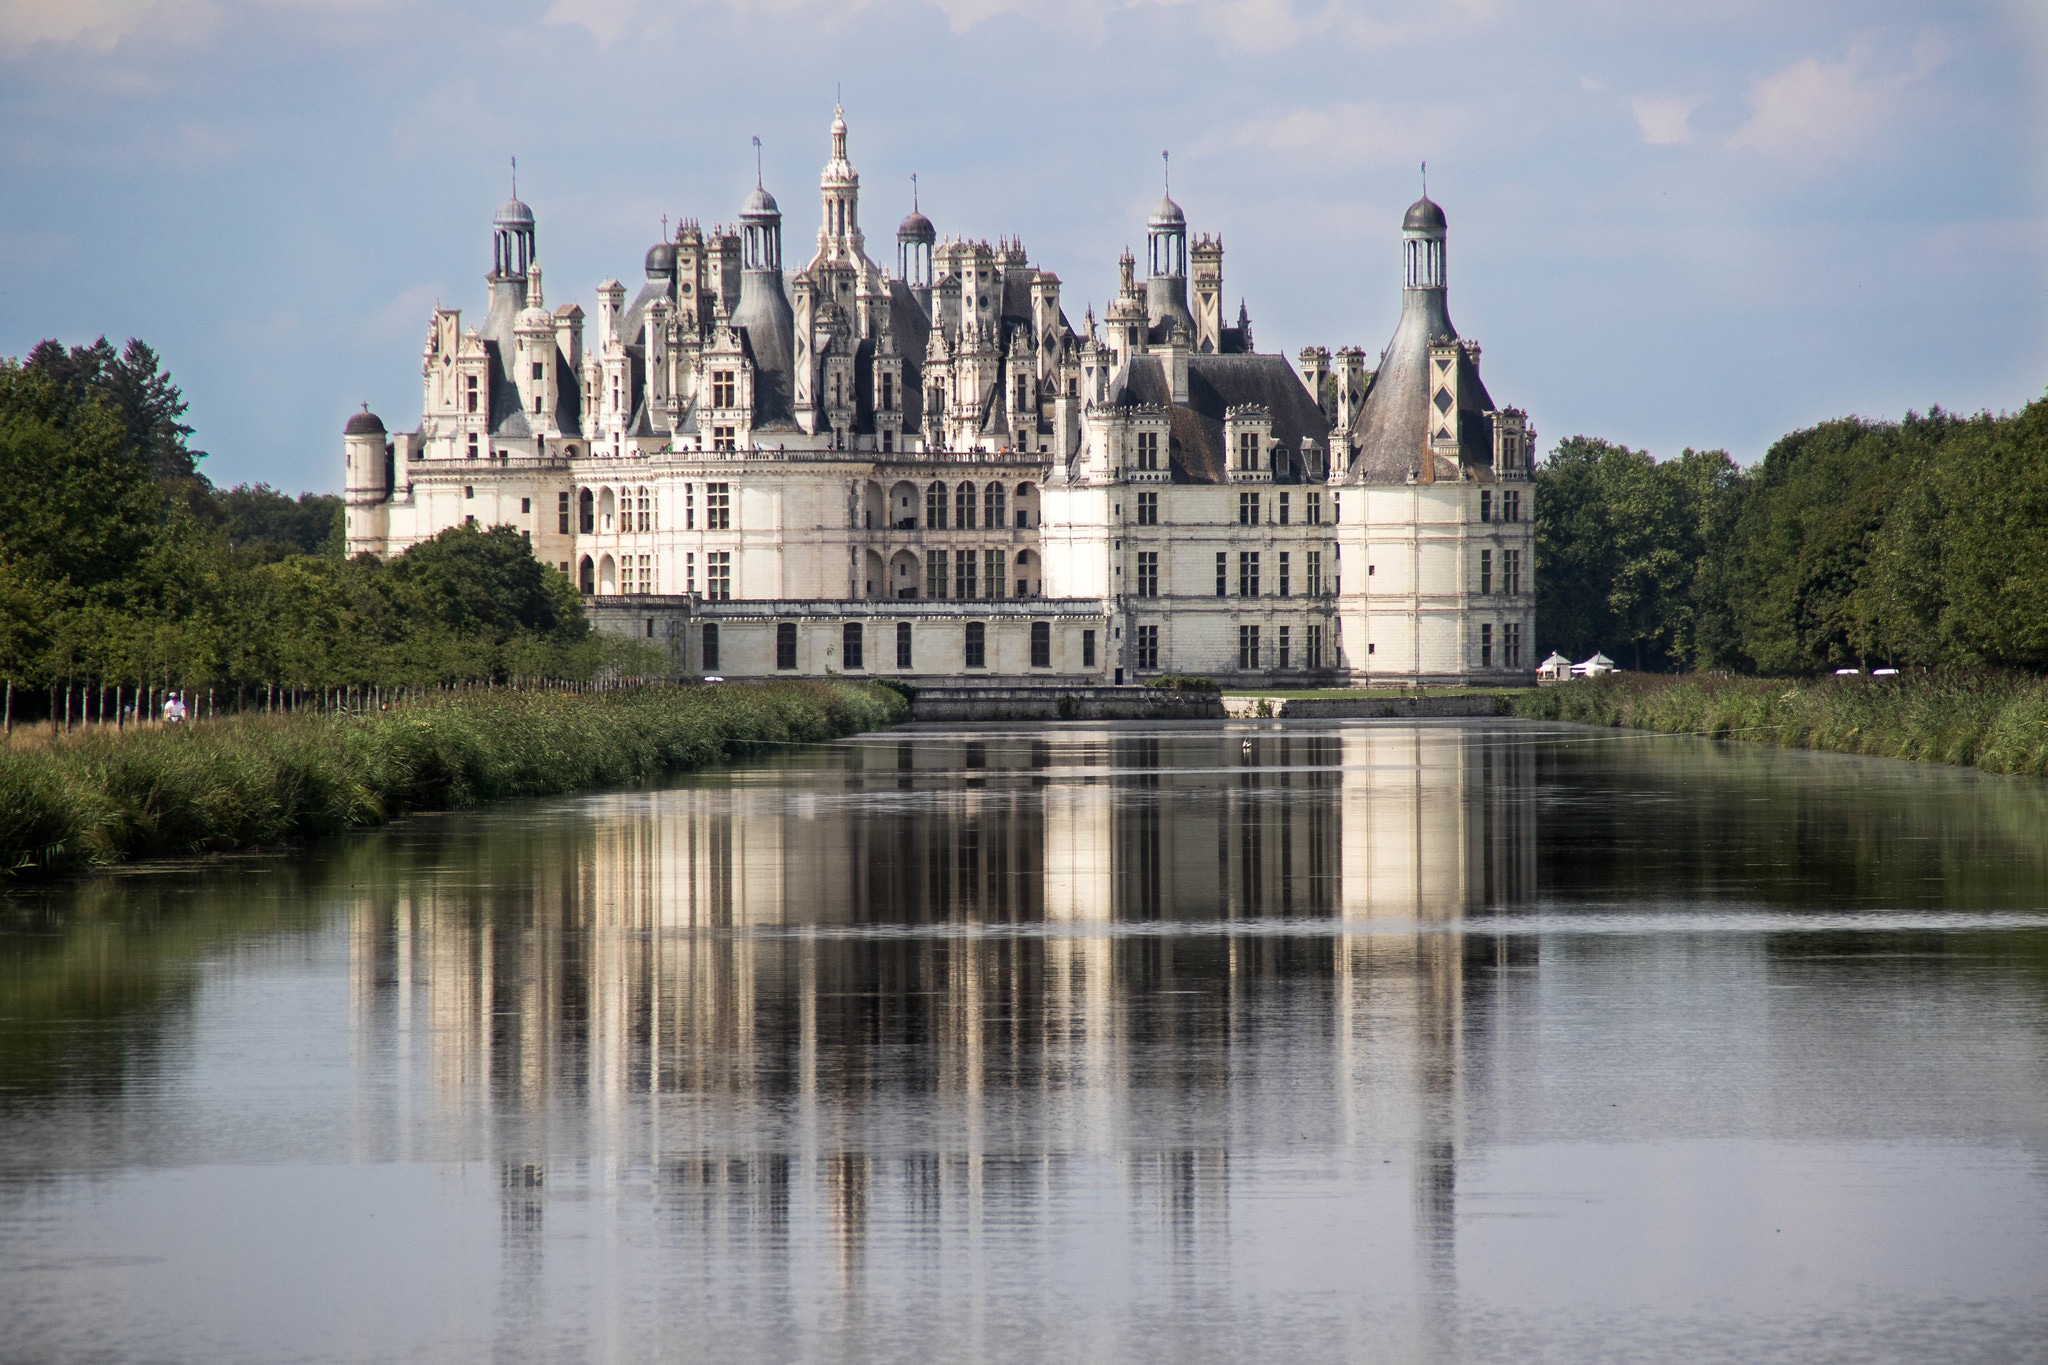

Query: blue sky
[2,0,2042,494]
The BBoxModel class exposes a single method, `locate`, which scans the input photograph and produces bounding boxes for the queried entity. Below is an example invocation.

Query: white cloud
[543,0,636,48]
[1731,31,1949,165]
[1202,99,1473,170]
[1631,95,1699,146]
[0,0,184,52]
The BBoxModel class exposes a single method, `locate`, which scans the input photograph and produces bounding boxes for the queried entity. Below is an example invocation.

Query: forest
[0,338,630,722]
[1533,395,2048,674]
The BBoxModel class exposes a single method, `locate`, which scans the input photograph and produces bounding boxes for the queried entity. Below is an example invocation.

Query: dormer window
[712,371,736,408]
[1236,431,1260,470]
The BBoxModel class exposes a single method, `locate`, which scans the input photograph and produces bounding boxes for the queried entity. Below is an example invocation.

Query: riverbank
[1512,672,2048,777]
[0,681,906,876]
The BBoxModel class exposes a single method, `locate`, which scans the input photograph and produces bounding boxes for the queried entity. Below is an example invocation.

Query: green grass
[1513,672,2048,777]
[0,680,906,877]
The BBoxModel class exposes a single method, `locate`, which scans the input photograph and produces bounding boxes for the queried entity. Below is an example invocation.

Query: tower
[1191,234,1222,354]
[1144,190,1194,341]
[816,105,864,265]
[897,176,935,299]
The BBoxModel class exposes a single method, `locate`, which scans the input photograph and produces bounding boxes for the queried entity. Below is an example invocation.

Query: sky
[1,0,2043,495]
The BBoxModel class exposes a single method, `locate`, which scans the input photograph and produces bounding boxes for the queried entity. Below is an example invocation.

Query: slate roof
[1107,352,1332,484]
[1347,285,1494,483]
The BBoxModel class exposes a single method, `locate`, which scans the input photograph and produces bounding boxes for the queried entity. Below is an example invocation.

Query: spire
[1162,148,1169,196]
[754,135,763,187]
[831,102,848,163]
[912,172,918,212]
[510,155,517,198]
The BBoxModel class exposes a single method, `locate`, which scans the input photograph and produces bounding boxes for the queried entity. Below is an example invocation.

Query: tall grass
[1513,672,2048,777]
[0,681,906,876]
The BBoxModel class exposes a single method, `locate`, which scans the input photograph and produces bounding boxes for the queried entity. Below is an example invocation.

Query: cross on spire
[661,213,668,239]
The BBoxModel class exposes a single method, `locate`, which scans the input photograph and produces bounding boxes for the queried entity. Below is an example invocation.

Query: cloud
[1731,31,1949,165]
[1201,99,1473,170]
[542,0,636,48]
[1631,95,1699,146]
[0,0,182,52]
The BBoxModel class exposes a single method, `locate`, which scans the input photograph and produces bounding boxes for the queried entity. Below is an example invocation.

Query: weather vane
[911,172,919,211]
[1421,160,1427,195]
[510,155,517,197]
[752,135,762,186]
[1162,149,1170,194]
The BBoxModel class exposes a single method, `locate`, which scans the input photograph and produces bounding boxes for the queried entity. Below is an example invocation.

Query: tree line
[1,337,632,724]
[1533,394,2048,675]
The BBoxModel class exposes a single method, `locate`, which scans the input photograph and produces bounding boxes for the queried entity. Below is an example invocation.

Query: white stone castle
[344,110,1535,684]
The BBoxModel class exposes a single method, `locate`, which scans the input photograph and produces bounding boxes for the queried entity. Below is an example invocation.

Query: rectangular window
[706,483,730,529]
[1238,551,1260,597]
[531,362,544,381]
[896,620,913,668]
[926,550,949,600]
[956,484,976,530]
[985,550,1005,599]
[925,484,947,530]
[1307,623,1324,670]
[1082,629,1097,668]
[1236,431,1259,470]
[1332,493,1341,524]
[1480,549,1493,596]
[1031,621,1051,668]
[881,373,895,410]
[842,622,864,670]
[1278,626,1291,670]
[467,434,479,459]
[1216,551,1227,598]
[1504,490,1521,523]
[776,622,798,670]
[955,548,976,599]
[1136,491,1158,526]
[685,552,696,594]
[965,621,986,669]
[881,429,894,453]
[1481,623,1494,669]
[1504,621,1522,668]
[1480,490,1493,523]
[557,491,570,534]
[1137,551,1158,597]
[638,489,652,532]
[520,496,532,514]
[1238,492,1259,526]
[707,551,731,600]
[466,375,478,413]
[701,623,719,672]
[684,484,695,529]
[1136,624,1159,670]
[1306,550,1323,596]
[1307,491,1322,525]
[1136,430,1160,471]
[1238,624,1260,671]
[985,483,1005,529]
[712,426,736,453]
[712,371,736,408]
[1278,552,1290,598]
[1504,549,1521,596]
[1278,492,1290,525]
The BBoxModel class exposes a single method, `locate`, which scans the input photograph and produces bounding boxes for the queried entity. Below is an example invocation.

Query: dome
[644,241,676,277]
[344,406,385,436]
[1402,195,1446,234]
[742,185,780,217]
[897,208,935,243]
[495,196,535,227]
[517,304,553,332]
[1149,194,1185,228]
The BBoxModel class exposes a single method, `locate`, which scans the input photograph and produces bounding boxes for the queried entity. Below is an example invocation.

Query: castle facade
[344,110,1535,684]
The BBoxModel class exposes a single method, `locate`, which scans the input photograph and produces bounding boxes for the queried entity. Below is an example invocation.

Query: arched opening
[598,553,617,593]
[1013,482,1036,530]
[578,488,595,534]
[888,550,919,599]
[578,555,595,594]
[1014,549,1034,598]
[863,480,886,531]
[864,549,886,598]
[599,487,616,533]
[888,480,919,529]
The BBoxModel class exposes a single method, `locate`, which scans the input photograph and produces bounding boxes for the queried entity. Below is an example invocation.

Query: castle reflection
[347,722,1536,1309]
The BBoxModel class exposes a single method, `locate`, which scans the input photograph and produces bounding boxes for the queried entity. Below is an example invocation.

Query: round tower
[1403,194,1447,291]
[343,405,389,501]
[1145,193,1195,341]
[897,178,936,291]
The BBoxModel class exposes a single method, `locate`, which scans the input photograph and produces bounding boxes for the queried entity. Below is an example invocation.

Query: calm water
[2,719,2046,1364]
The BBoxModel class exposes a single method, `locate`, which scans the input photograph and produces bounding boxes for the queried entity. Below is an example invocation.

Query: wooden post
[3,679,10,738]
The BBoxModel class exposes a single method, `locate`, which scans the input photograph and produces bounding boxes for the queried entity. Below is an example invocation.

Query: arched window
[955,481,976,530]
[984,483,1005,530]
[578,488,595,534]
[964,621,985,669]
[578,555,595,594]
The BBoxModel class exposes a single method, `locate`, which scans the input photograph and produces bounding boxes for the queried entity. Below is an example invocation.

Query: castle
[344,110,1535,684]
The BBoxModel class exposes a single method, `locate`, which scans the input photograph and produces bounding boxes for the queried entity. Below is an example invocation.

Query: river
[2,719,2045,1363]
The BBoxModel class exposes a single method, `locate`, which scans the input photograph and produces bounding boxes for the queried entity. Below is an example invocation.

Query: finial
[510,155,516,198]
[661,213,669,239]
[1421,160,1427,196]
[753,135,762,187]
[1162,149,1170,195]
[911,172,918,212]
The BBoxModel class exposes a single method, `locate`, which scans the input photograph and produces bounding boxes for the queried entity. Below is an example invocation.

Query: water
[2,719,2046,1363]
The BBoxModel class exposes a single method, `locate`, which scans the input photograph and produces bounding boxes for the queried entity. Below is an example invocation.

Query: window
[1238,624,1260,671]
[1278,552,1290,598]
[926,550,949,599]
[466,375,478,413]
[1136,430,1160,471]
[1504,621,1523,668]
[1137,551,1158,597]
[1504,490,1522,524]
[684,484,695,529]
[1480,490,1493,523]
[557,491,570,533]
[637,487,652,532]
[701,623,719,671]
[1215,551,1227,597]
[926,482,947,530]
[1278,492,1290,525]
[521,497,531,514]
[1031,621,1051,668]
[1238,551,1260,597]
[1504,549,1521,597]
[1481,623,1493,669]
[881,429,894,453]
[896,621,913,668]
[1136,624,1159,670]
[712,371,736,408]
[467,433,479,459]
[713,426,736,453]
[966,621,986,669]
[685,552,696,594]
[930,387,944,418]
[1480,549,1493,596]
[1307,490,1322,525]
[1015,375,1029,410]
[1278,626,1291,670]
[1082,629,1097,668]
[1332,493,1341,524]
[842,622,864,670]
[706,484,730,529]
[1236,431,1259,470]
[985,550,1005,599]
[776,622,798,670]
[531,362,544,381]
[464,485,474,499]
[635,554,650,593]
[984,483,1005,529]
[881,373,895,410]
[956,482,976,530]
[954,549,976,599]
[1137,491,1158,525]
[1306,550,1323,596]
[579,556,594,593]
[1307,623,1324,670]
[707,551,731,600]
[1238,492,1259,526]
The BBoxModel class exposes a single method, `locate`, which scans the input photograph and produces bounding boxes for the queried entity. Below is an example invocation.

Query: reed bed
[0,680,906,876]
[1513,671,2048,777]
